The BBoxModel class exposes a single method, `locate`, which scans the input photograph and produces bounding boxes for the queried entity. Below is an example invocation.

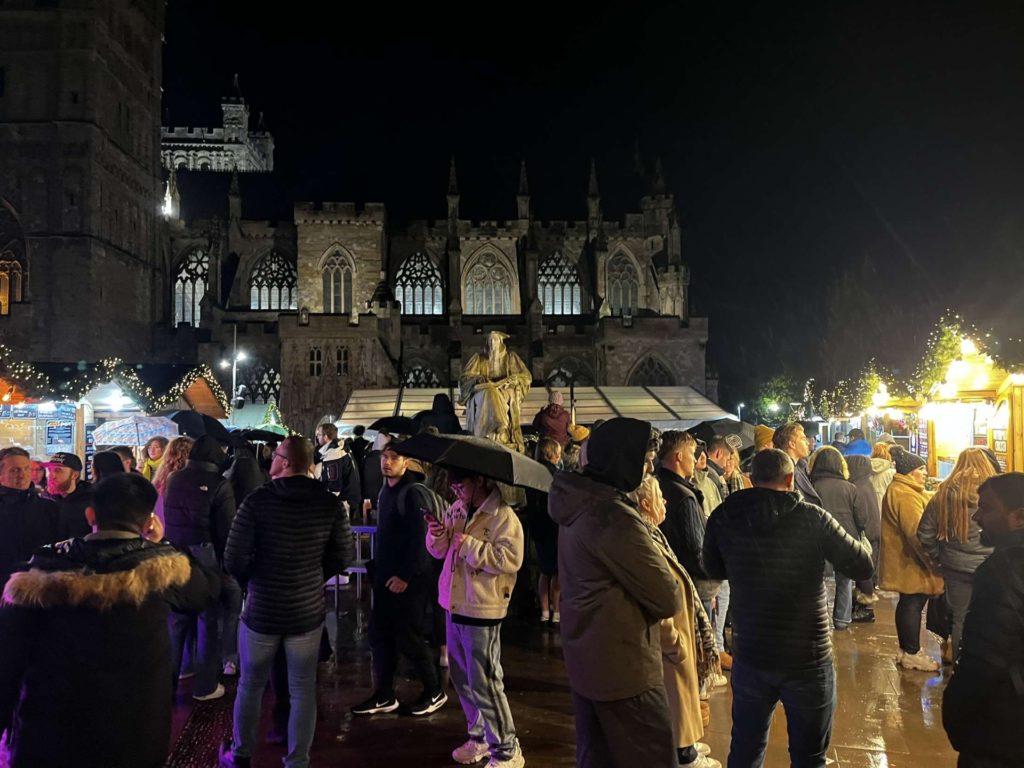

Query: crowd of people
[0,396,1021,768]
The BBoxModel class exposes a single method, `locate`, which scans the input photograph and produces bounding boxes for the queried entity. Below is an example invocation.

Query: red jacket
[533,404,571,448]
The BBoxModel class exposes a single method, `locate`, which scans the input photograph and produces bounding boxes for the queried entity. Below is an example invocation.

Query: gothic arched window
[628,356,675,387]
[321,251,354,314]
[464,252,513,315]
[607,251,640,317]
[244,363,281,404]
[249,251,297,310]
[404,365,442,388]
[395,252,444,315]
[173,249,209,327]
[539,253,582,315]
[0,199,27,316]
[546,365,594,389]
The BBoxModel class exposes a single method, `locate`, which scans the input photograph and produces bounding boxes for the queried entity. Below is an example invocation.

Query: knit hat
[549,390,564,406]
[877,432,895,444]
[754,425,775,452]
[893,449,926,476]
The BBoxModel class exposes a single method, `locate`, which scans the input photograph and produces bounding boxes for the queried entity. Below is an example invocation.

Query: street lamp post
[737,402,745,423]
[220,325,247,424]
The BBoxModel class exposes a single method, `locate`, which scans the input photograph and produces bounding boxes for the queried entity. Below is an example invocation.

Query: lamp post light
[737,402,745,422]
[220,326,247,424]
[768,402,780,413]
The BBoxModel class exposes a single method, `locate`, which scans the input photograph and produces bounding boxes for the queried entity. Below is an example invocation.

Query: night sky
[163,1,1024,406]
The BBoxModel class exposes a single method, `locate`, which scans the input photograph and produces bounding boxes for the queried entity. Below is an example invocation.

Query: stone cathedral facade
[0,1,713,434]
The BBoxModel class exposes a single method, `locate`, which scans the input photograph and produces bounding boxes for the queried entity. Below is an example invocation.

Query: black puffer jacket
[0,487,59,588]
[656,467,711,581]
[224,475,354,635]
[162,436,236,559]
[49,482,93,540]
[809,449,869,539]
[549,417,682,701]
[224,445,269,507]
[0,536,219,768]
[703,487,873,671]
[943,529,1024,765]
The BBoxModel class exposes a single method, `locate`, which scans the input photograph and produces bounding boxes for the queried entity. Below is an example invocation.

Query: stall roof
[338,386,733,430]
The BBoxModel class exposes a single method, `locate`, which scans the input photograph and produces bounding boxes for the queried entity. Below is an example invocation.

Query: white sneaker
[712,672,728,687]
[898,650,940,672]
[681,755,721,768]
[192,683,226,701]
[551,612,560,624]
[486,743,525,768]
[452,739,490,764]
[696,742,711,756]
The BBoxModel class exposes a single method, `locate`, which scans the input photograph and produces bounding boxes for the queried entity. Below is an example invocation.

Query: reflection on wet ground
[163,590,957,767]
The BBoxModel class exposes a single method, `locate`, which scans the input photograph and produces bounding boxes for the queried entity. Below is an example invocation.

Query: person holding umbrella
[425,465,526,768]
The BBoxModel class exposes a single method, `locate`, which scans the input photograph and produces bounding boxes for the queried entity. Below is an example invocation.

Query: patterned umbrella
[92,415,179,447]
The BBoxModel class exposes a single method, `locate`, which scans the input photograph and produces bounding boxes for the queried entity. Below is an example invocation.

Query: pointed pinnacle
[588,157,599,198]
[232,73,242,97]
[652,156,667,194]
[448,156,459,195]
[518,160,529,196]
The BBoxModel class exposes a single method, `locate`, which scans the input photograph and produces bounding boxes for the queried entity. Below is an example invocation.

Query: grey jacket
[549,418,682,701]
[810,451,870,539]
[917,496,992,575]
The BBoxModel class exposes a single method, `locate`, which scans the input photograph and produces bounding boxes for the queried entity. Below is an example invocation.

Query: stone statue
[459,331,531,452]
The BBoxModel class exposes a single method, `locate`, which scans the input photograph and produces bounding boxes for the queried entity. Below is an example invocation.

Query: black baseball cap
[42,452,83,473]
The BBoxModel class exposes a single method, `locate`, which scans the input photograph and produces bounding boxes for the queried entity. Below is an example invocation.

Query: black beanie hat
[893,449,926,476]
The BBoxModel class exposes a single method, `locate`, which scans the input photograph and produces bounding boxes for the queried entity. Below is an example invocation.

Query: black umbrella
[687,418,756,451]
[161,410,231,442]
[237,428,286,443]
[393,432,553,492]
[369,415,420,435]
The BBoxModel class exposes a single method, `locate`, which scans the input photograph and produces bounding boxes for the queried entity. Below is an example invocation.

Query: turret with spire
[586,157,601,227]
[446,156,460,220]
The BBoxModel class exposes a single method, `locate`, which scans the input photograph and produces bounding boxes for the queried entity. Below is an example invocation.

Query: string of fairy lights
[0,345,230,413]
[813,314,1024,421]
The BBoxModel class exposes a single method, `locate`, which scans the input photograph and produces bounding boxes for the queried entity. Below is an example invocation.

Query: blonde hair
[152,436,194,495]
[807,445,849,479]
[871,442,892,461]
[629,474,663,525]
[934,447,1000,543]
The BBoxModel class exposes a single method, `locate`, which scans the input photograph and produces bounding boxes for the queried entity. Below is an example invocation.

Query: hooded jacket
[224,444,269,507]
[0,536,219,768]
[224,474,353,635]
[162,435,236,559]
[809,450,870,539]
[548,417,683,700]
[845,455,882,544]
[702,487,873,671]
[314,439,362,513]
[879,473,943,595]
[943,529,1024,765]
[532,403,571,448]
[864,458,895,510]
[0,487,59,588]
[414,393,463,434]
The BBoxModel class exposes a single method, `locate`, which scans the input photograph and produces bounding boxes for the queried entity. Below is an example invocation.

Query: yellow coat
[879,474,943,596]
[658,547,704,749]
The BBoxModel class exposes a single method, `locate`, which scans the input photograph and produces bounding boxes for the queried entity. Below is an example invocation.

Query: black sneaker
[408,689,448,716]
[852,607,876,623]
[351,692,400,715]
[218,739,252,768]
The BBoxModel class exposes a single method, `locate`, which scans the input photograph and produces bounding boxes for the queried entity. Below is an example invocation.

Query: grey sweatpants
[571,686,677,768]
[446,613,519,760]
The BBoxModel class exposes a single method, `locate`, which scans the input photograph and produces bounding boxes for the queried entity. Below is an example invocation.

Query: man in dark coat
[0,447,59,589]
[163,434,237,700]
[943,472,1024,768]
[656,430,718,615]
[220,436,353,768]
[314,422,362,514]
[703,449,872,768]
[0,473,220,768]
[549,417,683,768]
[351,442,445,717]
[344,425,371,470]
[772,423,823,507]
[41,451,93,539]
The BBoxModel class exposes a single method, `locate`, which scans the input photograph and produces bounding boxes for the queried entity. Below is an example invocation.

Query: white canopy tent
[337,386,733,431]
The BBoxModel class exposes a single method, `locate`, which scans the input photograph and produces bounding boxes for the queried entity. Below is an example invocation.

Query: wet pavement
[166,589,959,768]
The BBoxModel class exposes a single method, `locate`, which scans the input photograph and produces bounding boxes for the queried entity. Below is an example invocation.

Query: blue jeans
[232,623,321,768]
[168,543,221,696]
[833,575,853,629]
[220,575,243,666]
[728,659,836,768]
[715,580,731,651]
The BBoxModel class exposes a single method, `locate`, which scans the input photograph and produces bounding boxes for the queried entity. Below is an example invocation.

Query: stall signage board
[56,403,77,420]
[45,421,75,454]
[84,424,96,482]
[10,404,37,419]
[992,427,1009,470]
[918,421,929,461]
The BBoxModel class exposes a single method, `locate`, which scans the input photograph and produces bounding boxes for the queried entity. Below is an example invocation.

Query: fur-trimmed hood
[3,538,192,611]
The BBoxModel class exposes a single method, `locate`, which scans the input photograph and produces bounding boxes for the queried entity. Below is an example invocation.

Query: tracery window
[546,366,594,389]
[464,252,513,315]
[321,251,354,314]
[395,252,444,315]
[336,347,349,376]
[538,253,582,315]
[404,365,442,389]
[628,356,675,387]
[244,363,281,404]
[173,249,208,327]
[249,251,297,310]
[309,347,323,377]
[607,251,640,317]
